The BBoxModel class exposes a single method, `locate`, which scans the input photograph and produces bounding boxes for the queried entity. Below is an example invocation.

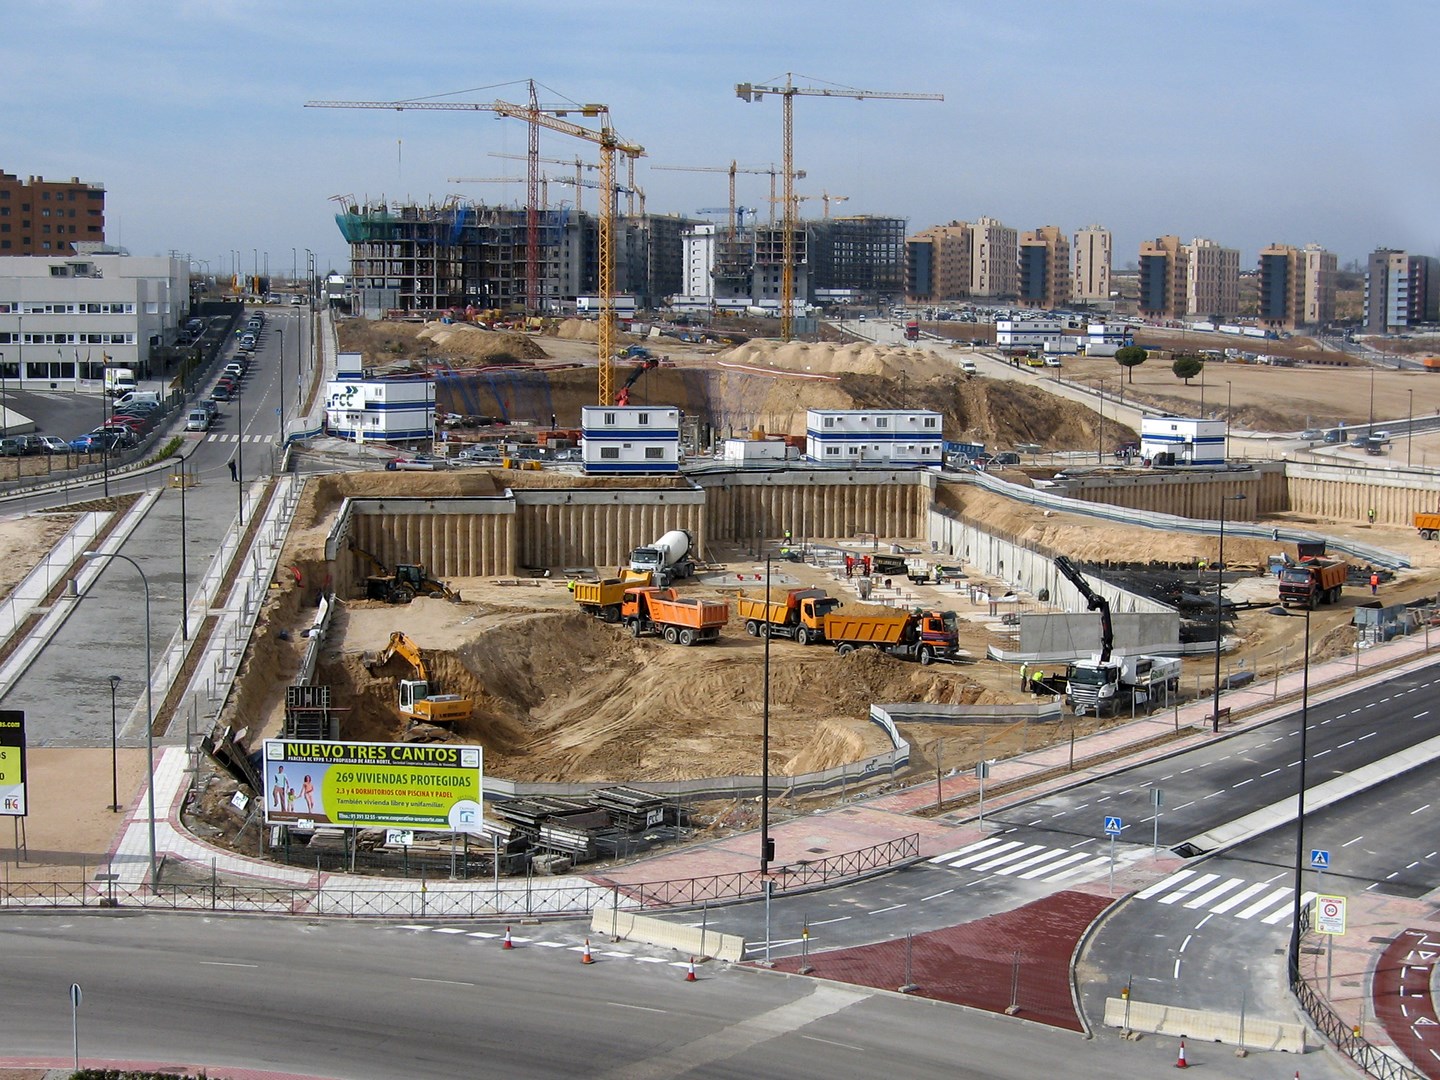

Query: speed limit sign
[1316,894,1347,935]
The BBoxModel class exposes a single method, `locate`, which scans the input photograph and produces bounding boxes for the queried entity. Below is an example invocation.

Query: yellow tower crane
[652,161,801,239]
[735,74,942,341]
[306,96,643,405]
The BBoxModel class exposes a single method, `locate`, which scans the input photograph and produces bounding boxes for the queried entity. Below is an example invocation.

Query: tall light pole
[276,326,285,444]
[760,552,773,876]
[175,453,190,642]
[1226,380,1233,428]
[107,674,122,812]
[291,247,297,288]
[1408,389,1414,468]
[1097,379,1106,464]
[1281,604,1312,985]
[1212,492,1247,732]
[82,551,157,889]
[235,378,245,527]
[1368,364,1376,432]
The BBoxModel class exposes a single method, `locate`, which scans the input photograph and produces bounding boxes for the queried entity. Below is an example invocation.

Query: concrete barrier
[592,907,746,963]
[1104,996,1305,1053]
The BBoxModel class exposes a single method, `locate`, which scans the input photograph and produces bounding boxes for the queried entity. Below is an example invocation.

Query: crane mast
[736,74,941,341]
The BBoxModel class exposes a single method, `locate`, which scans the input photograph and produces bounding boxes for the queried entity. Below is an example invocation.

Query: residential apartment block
[1257,243,1336,330]
[1365,248,1440,333]
[1018,226,1071,310]
[905,216,1016,303]
[1072,225,1111,304]
[0,171,105,255]
[1137,236,1189,319]
[1184,237,1240,318]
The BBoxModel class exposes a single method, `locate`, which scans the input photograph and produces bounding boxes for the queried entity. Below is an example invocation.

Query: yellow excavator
[365,631,472,726]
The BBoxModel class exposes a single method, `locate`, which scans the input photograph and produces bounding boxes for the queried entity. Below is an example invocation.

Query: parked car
[70,433,119,454]
[211,385,232,402]
[0,437,26,456]
[34,435,70,455]
[200,399,220,418]
[91,427,137,448]
[1300,428,1323,441]
[185,409,211,432]
[106,415,150,432]
[385,455,450,471]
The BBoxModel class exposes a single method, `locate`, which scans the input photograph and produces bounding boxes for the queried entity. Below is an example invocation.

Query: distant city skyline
[2,1,1433,277]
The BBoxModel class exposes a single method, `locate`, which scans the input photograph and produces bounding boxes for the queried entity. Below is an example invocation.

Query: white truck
[1065,653,1181,716]
[628,529,696,588]
[104,367,137,397]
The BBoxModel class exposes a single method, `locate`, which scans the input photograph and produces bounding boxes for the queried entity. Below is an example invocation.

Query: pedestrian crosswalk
[1133,868,1314,923]
[928,838,1315,923]
[927,835,1141,884]
[203,433,274,444]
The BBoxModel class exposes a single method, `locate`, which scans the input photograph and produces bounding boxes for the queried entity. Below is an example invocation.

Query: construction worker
[1020,661,1028,690]
[844,554,854,579]
[861,555,871,576]
[1368,507,1377,525]
[1370,571,1380,595]
[1030,668,1045,695]
[566,579,577,594]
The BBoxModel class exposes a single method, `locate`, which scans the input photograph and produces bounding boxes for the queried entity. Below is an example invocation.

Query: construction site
[174,308,1440,875]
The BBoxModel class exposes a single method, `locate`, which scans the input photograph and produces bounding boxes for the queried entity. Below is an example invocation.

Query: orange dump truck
[620,586,729,646]
[736,588,842,644]
[1415,511,1440,540]
[572,570,652,622]
[1278,557,1348,608]
[821,610,962,665]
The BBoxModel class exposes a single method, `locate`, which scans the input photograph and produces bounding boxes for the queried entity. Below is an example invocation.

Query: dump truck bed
[822,613,912,646]
[645,595,730,629]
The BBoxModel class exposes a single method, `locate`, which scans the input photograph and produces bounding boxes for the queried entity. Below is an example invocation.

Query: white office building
[0,253,188,388]
[322,352,435,443]
[581,405,681,474]
[805,409,943,467]
[996,318,1066,348]
[1139,416,1227,465]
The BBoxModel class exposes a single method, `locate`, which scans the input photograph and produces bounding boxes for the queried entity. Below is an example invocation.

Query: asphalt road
[0,306,306,746]
[0,911,1347,1080]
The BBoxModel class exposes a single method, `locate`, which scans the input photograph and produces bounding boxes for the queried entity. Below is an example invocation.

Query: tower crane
[697,207,757,228]
[491,151,592,211]
[653,161,801,237]
[821,191,849,218]
[307,94,643,405]
[735,74,942,341]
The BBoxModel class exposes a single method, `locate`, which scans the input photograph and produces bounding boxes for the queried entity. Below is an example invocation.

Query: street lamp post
[1285,605,1312,985]
[1226,380,1233,428]
[107,674,122,812]
[276,326,285,443]
[175,453,189,642]
[1212,492,1247,733]
[760,552,773,876]
[235,379,244,527]
[82,552,157,888]
[1097,379,1105,464]
[1408,389,1414,468]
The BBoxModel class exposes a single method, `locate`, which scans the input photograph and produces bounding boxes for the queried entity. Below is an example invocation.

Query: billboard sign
[262,740,482,832]
[0,710,26,817]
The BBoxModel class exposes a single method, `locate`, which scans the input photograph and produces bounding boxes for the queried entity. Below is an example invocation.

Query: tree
[1172,354,1204,384]
[1114,345,1147,382]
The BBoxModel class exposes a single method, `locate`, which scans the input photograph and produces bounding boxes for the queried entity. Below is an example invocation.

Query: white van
[104,368,137,397]
[960,360,979,375]
[115,390,160,408]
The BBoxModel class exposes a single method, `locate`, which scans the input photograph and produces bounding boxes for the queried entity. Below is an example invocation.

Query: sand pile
[555,319,600,343]
[416,322,549,364]
[717,339,955,382]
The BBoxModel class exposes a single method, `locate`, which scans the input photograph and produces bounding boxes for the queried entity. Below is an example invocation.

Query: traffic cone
[1175,1038,1188,1068]
[582,938,595,964]
[502,926,513,950]
[685,957,697,982]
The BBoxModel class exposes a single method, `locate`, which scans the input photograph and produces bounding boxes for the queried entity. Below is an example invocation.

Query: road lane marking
[810,917,851,926]
[919,889,954,902]
[1179,935,1192,953]
[970,845,1047,872]
[1133,870,1196,900]
[1047,856,1110,883]
[1233,779,1254,788]
[1262,893,1315,924]
[935,840,1024,869]
[1196,914,1214,928]
[1022,852,1090,879]
[1209,882,1269,914]
[1262,769,1282,777]
[927,837,1009,864]
[1234,887,1293,920]
[607,1002,667,1013]
[411,977,474,987]
[1173,958,1182,979]
[1184,878,1249,910]
[1360,732,1377,740]
[1172,801,1195,811]
[868,904,905,915]
[1159,874,1219,905]
[199,961,258,968]
[1343,835,1364,846]
[1412,805,1432,815]
[802,1035,865,1052]
[1417,711,1431,719]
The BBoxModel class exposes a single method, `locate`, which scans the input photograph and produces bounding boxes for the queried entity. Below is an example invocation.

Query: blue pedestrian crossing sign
[1104,816,1123,836]
[1310,849,1330,870]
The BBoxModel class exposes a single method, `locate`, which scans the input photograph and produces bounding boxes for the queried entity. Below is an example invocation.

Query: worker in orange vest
[1370,571,1379,595]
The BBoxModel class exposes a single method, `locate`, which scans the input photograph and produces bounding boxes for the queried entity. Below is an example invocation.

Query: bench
[1212,707,1233,726]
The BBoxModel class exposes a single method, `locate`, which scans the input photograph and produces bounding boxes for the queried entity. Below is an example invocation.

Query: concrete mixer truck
[628,529,697,587]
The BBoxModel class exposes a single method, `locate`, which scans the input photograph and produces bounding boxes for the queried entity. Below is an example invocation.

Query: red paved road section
[767,890,1112,1031]
[1374,928,1440,1078]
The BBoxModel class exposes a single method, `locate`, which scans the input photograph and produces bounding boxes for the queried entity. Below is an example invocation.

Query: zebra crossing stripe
[1183,877,1249,909]
[940,840,1024,869]
[1207,881,1269,914]
[1158,873,1220,905]
[928,837,1008,864]
[1134,869,1195,900]
[1047,856,1111,883]
[997,847,1076,876]
[1016,851,1090,879]
[1235,887,1293,920]
[1261,892,1316,925]
[969,845,1047,873]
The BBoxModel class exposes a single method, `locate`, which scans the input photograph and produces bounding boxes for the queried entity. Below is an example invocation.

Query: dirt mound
[717,339,955,382]
[417,322,549,364]
[555,319,599,342]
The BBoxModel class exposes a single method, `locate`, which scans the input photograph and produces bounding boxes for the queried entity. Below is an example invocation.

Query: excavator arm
[366,630,429,681]
[1054,556,1114,663]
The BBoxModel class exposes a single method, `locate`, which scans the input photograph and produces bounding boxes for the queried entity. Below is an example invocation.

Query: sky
[4,1,1435,279]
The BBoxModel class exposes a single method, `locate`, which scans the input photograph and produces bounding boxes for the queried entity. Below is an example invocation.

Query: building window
[875,417,888,429]
[825,446,839,456]
[600,447,619,460]
[603,412,616,425]
[823,416,835,428]
[644,446,664,459]
[923,417,937,429]
[637,413,649,425]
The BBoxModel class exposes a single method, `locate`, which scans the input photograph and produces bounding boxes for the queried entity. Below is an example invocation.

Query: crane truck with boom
[365,631,473,726]
[1054,555,1180,716]
[620,586,729,645]
[737,588,842,644]
[627,529,696,587]
[821,609,963,665]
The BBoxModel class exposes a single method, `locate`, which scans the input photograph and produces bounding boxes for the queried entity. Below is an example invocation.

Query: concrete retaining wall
[1286,460,1440,527]
[592,907,746,962]
[1103,996,1305,1054]
[694,467,931,543]
[1056,465,1281,518]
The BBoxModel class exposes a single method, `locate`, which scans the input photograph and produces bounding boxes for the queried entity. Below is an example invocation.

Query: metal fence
[0,834,921,920]
[1291,975,1420,1080]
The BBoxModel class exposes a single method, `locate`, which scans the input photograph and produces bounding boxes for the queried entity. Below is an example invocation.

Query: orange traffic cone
[685,957,697,982]
[582,938,595,965]
[502,926,513,950]
[1175,1038,1188,1068]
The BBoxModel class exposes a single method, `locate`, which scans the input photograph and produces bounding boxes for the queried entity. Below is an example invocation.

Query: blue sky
[3,1,1433,278]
